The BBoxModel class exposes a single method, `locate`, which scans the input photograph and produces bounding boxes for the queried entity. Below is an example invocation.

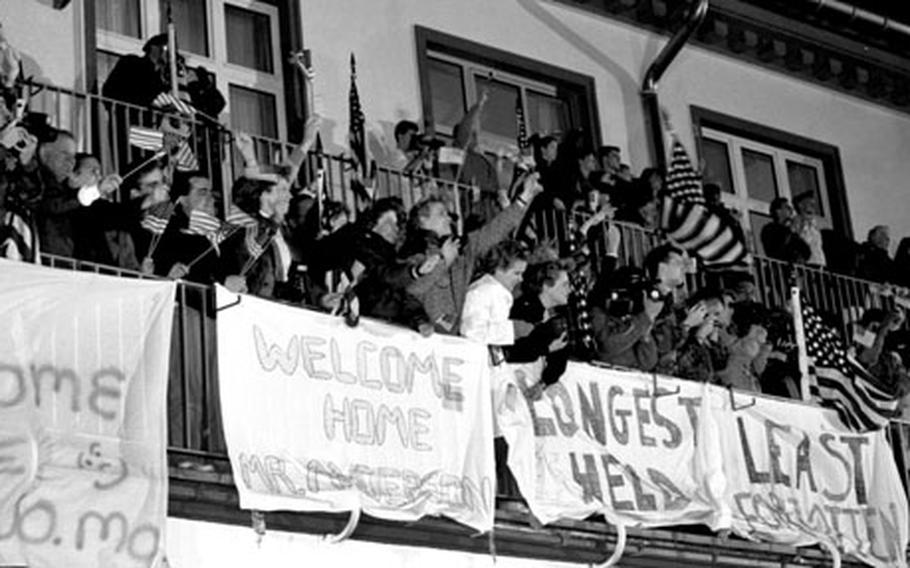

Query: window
[417,27,599,155]
[158,0,209,57]
[96,0,288,145]
[96,0,141,38]
[225,5,273,73]
[229,85,277,138]
[697,117,845,257]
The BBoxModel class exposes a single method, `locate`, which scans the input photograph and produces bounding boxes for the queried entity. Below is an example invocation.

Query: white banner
[215,287,496,532]
[709,387,909,567]
[0,259,175,568]
[502,362,723,529]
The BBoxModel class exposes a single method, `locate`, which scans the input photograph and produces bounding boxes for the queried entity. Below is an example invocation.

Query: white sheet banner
[215,287,496,532]
[0,259,175,568]
[709,386,909,567]
[503,361,723,528]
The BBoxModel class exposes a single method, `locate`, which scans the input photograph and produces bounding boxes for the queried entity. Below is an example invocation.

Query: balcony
[18,80,910,565]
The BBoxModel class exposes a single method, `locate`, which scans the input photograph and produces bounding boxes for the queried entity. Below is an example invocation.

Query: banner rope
[591,522,626,567]
[323,506,361,543]
[819,540,842,568]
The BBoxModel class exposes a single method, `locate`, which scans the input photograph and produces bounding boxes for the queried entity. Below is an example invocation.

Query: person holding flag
[659,111,750,269]
[148,170,228,283]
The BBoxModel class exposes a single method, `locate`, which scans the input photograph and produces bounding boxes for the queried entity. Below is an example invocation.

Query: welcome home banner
[0,259,175,568]
[710,387,909,568]
[501,362,724,529]
[215,287,496,533]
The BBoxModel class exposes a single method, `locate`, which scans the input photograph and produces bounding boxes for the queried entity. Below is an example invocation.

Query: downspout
[807,0,910,38]
[641,0,710,172]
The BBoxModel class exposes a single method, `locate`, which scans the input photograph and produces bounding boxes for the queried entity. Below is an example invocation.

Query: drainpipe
[641,0,709,172]
[807,0,910,38]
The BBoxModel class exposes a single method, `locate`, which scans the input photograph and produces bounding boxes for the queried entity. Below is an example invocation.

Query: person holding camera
[590,244,707,373]
[676,289,728,383]
[400,171,543,335]
[590,265,663,371]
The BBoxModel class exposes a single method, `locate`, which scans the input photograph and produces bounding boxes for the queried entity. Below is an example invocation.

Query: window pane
[701,137,734,194]
[741,148,778,202]
[526,90,568,136]
[159,0,208,57]
[427,58,465,130]
[96,0,141,37]
[474,75,519,140]
[225,5,274,73]
[229,85,277,139]
[787,160,824,216]
[749,211,772,256]
[96,51,122,85]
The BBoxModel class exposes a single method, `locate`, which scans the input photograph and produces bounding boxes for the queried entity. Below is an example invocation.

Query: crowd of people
[1,30,909,413]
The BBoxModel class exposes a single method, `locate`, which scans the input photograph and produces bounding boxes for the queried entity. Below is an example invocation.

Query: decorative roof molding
[552,0,910,112]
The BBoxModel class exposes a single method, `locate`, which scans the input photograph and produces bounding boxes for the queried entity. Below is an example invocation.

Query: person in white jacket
[460,239,528,345]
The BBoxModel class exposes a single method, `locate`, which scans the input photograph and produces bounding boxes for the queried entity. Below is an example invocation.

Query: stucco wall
[0,0,86,90]
[299,0,910,243]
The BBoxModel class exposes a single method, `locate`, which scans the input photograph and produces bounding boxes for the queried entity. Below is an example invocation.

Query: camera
[604,267,663,318]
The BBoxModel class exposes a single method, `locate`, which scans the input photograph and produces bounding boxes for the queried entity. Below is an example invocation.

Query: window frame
[691,106,852,246]
[94,0,288,144]
[415,26,600,154]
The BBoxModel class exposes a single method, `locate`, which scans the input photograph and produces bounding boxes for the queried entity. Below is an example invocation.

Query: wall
[299,0,910,244]
[0,0,86,90]
[166,517,583,568]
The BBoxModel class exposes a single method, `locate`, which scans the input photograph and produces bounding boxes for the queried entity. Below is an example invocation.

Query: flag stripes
[662,137,749,267]
[186,209,222,237]
[128,126,165,151]
[348,53,366,176]
[801,300,898,431]
[152,92,196,116]
[140,202,175,235]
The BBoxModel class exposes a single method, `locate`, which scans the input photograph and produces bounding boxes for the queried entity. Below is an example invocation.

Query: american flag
[801,300,899,431]
[140,202,176,235]
[348,53,367,177]
[514,99,535,172]
[128,124,197,170]
[661,136,749,267]
[152,92,196,117]
[128,126,165,151]
[226,205,258,228]
[186,209,222,237]
[171,140,199,171]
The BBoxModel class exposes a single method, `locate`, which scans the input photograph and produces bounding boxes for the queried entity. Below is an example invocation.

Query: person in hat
[102,33,171,108]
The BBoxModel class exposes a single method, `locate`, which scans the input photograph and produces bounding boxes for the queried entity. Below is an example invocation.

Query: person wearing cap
[102,33,170,108]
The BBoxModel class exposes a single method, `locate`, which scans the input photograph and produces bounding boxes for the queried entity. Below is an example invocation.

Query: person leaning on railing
[399,171,543,335]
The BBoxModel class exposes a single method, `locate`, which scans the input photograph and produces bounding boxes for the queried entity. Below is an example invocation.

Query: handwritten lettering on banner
[215,287,496,532]
[504,362,722,528]
[0,259,175,568]
[712,389,908,567]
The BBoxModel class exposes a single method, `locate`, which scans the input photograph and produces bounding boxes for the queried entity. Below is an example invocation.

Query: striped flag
[171,140,199,171]
[140,202,175,235]
[515,98,535,172]
[661,136,749,267]
[226,205,258,228]
[152,92,196,117]
[348,53,367,177]
[186,209,222,236]
[801,300,899,431]
[128,126,165,151]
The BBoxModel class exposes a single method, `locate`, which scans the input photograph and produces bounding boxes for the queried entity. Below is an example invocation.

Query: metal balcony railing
[20,78,910,500]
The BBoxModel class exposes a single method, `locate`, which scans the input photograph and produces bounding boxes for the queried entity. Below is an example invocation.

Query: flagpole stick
[791,284,812,402]
[145,202,176,261]
[184,225,240,270]
[166,0,178,99]
[120,150,167,181]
